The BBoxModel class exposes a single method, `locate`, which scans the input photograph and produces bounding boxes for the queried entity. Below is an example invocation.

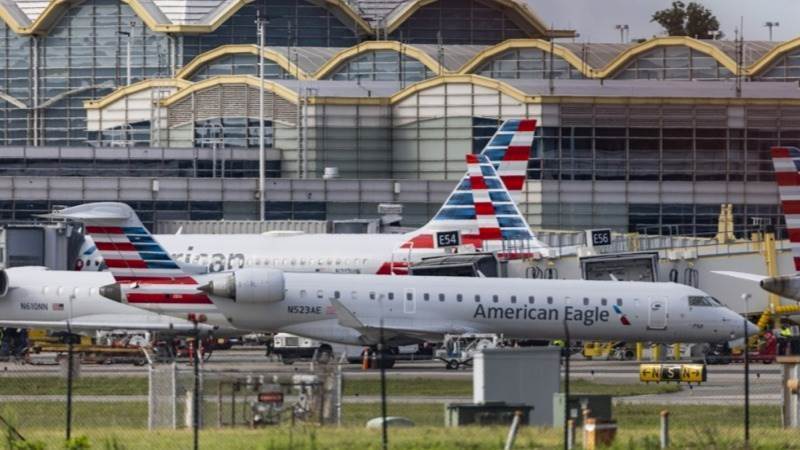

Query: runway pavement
[0,348,785,406]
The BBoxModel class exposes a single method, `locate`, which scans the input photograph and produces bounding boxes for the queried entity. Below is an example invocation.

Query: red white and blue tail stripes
[400,153,536,252]
[480,119,536,199]
[772,146,800,271]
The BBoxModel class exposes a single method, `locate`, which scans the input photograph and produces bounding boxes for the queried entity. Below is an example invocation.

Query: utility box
[444,403,533,427]
[473,347,560,425]
[552,394,613,427]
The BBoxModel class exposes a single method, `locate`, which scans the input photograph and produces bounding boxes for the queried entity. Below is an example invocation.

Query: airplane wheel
[446,359,459,370]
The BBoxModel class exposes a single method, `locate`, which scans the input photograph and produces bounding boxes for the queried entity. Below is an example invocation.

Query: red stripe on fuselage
[400,234,434,249]
[115,276,198,285]
[126,292,212,304]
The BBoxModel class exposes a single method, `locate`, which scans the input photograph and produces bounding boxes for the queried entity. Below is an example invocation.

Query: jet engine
[760,276,800,301]
[199,268,285,304]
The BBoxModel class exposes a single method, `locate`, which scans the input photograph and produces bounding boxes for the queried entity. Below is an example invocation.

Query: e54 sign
[435,230,461,248]
[586,229,612,247]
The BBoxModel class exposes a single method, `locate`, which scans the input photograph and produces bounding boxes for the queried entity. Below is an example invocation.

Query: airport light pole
[614,24,629,44]
[255,13,268,221]
[764,21,779,41]
[742,293,751,445]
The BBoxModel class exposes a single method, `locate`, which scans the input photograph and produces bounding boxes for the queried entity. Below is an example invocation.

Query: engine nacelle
[0,269,7,297]
[200,268,285,304]
[761,276,800,301]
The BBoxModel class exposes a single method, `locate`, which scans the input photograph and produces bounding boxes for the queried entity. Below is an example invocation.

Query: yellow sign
[639,364,706,383]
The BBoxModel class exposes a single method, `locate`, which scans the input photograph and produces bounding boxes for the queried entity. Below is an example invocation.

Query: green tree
[651,1,722,39]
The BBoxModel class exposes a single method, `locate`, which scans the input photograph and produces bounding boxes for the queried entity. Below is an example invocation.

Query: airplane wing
[329,299,478,344]
[711,271,769,282]
[0,315,216,333]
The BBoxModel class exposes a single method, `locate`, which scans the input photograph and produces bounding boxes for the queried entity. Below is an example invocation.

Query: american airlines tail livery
[715,146,800,300]
[52,156,754,347]
[75,119,544,276]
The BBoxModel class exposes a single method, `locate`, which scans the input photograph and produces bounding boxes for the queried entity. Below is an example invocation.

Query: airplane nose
[747,321,760,337]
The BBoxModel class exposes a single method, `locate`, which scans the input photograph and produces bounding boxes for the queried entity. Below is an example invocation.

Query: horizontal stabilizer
[711,271,769,282]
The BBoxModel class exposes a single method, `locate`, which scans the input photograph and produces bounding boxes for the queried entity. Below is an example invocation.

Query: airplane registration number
[287,305,322,315]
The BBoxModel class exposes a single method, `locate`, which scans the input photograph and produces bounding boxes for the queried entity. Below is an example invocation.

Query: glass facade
[181,0,359,64]
[756,50,800,81]
[529,126,794,182]
[387,0,528,45]
[194,118,273,148]
[612,46,733,80]
[187,54,294,81]
[38,0,170,146]
[326,50,433,82]
[475,48,585,79]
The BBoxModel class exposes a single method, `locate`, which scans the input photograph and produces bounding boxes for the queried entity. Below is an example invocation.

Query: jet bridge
[0,223,84,270]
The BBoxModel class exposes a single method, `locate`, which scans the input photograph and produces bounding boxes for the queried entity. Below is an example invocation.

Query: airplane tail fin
[478,119,536,200]
[401,153,538,254]
[772,146,800,272]
[43,203,195,285]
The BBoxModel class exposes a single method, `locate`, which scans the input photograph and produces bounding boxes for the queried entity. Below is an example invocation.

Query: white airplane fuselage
[128,271,751,345]
[0,267,210,332]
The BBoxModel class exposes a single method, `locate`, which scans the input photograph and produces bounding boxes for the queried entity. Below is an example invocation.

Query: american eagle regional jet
[50,156,755,349]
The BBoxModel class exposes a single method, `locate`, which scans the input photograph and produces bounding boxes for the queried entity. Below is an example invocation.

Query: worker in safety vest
[778,323,793,355]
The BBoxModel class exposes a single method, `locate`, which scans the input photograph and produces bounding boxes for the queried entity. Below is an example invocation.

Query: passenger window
[601,298,607,306]
[492,295,499,303]
[475,295,481,303]
[424,293,430,301]
[457,294,463,302]
[511,295,517,304]
[528,296,534,304]
[439,294,445,302]
[334,291,340,299]
[617,299,623,306]
[406,292,413,301]
[369,292,376,300]
[547,296,553,305]
[388,292,394,300]
[583,297,589,306]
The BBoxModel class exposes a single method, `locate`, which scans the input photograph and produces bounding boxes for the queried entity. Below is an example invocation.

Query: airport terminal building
[0,0,799,235]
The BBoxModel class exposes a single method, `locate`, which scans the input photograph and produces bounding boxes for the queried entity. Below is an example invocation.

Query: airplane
[0,266,214,334]
[714,146,800,300]
[51,156,754,355]
[73,119,545,276]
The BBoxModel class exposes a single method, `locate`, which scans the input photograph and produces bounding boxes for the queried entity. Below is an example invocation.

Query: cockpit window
[688,296,720,307]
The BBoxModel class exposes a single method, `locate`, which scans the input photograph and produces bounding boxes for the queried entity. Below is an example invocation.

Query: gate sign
[586,229,612,247]
[435,230,461,248]
[639,364,706,383]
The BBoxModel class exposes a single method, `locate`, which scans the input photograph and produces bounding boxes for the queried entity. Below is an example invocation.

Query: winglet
[328,298,365,330]
[711,271,769,282]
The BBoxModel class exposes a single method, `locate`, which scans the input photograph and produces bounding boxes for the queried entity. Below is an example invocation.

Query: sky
[525,0,800,42]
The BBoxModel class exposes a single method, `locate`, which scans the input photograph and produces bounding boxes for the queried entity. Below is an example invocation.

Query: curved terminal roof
[0,0,571,37]
[90,74,800,114]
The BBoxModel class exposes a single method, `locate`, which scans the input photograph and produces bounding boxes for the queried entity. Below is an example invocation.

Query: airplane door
[647,298,667,330]
[403,288,416,314]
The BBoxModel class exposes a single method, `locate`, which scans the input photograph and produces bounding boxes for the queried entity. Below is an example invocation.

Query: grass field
[0,376,681,398]
[0,402,785,446]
